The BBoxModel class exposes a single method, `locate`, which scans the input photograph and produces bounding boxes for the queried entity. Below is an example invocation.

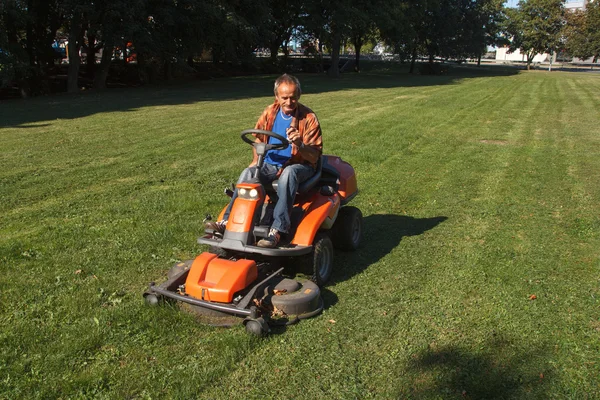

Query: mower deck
[145,259,324,330]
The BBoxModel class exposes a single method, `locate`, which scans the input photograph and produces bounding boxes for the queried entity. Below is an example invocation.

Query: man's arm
[290,111,322,165]
[287,126,321,165]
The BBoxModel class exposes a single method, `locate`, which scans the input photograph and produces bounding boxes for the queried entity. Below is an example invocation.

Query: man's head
[274,74,301,116]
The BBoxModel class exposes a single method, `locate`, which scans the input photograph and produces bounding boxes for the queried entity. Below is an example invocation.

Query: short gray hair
[274,74,301,98]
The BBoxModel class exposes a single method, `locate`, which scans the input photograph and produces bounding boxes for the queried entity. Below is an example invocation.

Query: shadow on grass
[405,337,552,398]
[333,214,448,284]
[0,65,519,129]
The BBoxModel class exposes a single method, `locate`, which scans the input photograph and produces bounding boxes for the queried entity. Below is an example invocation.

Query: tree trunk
[477,53,482,67]
[67,42,81,92]
[26,0,35,66]
[163,58,172,81]
[327,31,341,78]
[283,39,290,65]
[93,43,114,90]
[355,44,362,73]
[187,54,194,68]
[269,41,280,64]
[409,46,418,74]
[67,14,83,93]
[137,51,149,84]
[318,40,324,73]
[87,34,97,77]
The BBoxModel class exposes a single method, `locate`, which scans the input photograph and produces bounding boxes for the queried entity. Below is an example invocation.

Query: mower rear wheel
[311,233,334,286]
[332,206,363,251]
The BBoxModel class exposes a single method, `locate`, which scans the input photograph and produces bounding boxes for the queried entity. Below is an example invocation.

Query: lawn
[1,65,599,399]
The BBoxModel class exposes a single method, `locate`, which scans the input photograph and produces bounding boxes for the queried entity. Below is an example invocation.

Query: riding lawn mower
[144,129,362,336]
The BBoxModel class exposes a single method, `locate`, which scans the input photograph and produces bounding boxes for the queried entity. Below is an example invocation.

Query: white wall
[496,47,549,63]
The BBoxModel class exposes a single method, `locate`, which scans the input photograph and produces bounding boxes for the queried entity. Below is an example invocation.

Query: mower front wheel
[144,293,160,306]
[311,233,334,286]
[244,317,269,337]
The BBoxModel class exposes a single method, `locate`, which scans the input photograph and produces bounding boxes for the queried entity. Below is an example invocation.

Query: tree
[0,0,66,95]
[377,0,418,71]
[506,0,565,70]
[564,0,600,65]
[345,3,378,72]
[262,0,302,66]
[458,0,507,66]
[62,0,92,92]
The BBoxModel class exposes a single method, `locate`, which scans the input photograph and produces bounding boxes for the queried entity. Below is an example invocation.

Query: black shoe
[205,220,227,235]
[257,228,280,248]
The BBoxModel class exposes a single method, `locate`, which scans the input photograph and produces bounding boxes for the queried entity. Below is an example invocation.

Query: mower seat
[270,156,323,194]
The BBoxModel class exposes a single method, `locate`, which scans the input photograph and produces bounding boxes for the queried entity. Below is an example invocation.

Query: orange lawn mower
[144,129,362,336]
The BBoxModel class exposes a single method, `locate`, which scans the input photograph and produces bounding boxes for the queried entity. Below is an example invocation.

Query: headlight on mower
[237,187,260,200]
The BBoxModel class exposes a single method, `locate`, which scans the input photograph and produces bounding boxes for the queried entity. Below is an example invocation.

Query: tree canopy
[563,0,600,63]
[505,0,564,70]
[4,0,594,97]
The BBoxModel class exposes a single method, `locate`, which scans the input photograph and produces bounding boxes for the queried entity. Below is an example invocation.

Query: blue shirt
[264,110,293,167]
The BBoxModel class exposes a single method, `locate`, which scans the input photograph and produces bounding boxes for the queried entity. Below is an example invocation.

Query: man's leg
[259,163,314,247]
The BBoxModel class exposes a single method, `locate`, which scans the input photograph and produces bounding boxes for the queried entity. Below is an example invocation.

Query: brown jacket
[251,101,323,169]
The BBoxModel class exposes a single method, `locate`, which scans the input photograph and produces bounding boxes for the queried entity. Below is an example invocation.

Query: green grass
[1,65,600,399]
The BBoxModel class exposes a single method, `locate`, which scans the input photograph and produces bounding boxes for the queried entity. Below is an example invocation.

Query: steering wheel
[240,129,289,155]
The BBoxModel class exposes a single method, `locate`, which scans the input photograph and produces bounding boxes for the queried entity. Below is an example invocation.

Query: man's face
[275,82,299,115]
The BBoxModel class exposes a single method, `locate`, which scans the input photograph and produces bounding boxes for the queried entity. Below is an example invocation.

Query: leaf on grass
[273,289,287,296]
[74,269,82,275]
[328,319,336,324]
[529,294,537,300]
[93,317,99,326]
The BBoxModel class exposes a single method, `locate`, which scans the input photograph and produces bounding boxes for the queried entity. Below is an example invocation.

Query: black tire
[244,317,269,337]
[311,232,334,286]
[332,206,363,251]
[144,293,159,306]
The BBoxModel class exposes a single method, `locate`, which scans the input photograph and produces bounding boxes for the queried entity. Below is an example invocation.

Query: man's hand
[286,127,303,149]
